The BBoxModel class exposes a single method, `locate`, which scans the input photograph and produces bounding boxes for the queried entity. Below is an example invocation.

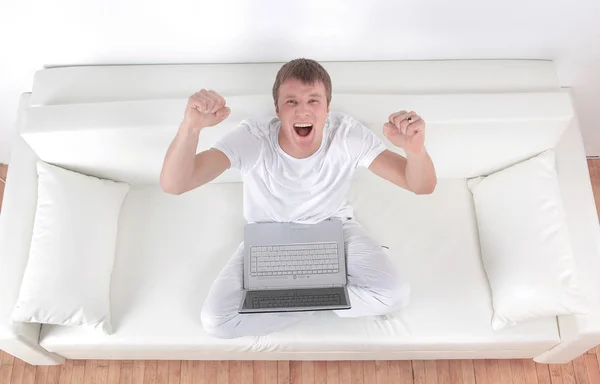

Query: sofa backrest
[20,61,573,185]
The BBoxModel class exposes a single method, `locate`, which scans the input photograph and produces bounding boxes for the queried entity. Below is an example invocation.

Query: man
[161,59,437,338]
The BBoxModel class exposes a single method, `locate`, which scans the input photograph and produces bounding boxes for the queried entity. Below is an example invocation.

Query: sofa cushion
[468,150,587,330]
[11,161,130,334]
[38,175,559,359]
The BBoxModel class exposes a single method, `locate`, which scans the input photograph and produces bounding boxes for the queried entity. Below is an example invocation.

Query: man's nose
[295,103,310,116]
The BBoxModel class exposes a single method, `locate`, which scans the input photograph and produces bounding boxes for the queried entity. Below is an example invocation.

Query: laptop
[239,219,351,313]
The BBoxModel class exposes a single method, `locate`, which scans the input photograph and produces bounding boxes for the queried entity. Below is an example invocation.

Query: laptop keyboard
[251,292,343,309]
[250,243,340,277]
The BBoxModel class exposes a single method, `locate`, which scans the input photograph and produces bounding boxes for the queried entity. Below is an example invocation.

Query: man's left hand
[384,111,426,154]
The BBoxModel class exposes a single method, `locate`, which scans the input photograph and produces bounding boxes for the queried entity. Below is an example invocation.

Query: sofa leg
[1,336,65,365]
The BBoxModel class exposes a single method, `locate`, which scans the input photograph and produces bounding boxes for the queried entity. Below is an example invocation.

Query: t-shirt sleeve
[211,120,263,173]
[347,117,387,168]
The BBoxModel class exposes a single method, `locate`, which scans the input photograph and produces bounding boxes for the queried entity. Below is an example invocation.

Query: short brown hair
[272,58,332,106]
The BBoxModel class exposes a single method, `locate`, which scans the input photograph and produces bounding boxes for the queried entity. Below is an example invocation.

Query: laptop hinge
[252,284,344,291]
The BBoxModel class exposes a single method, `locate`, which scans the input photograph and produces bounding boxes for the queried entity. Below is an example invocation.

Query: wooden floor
[1,160,600,384]
[2,349,600,384]
[0,163,8,213]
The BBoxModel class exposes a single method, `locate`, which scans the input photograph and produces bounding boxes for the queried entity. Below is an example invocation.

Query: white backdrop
[0,0,599,163]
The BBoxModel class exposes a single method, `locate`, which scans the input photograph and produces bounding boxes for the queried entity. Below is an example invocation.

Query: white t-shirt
[212,112,387,224]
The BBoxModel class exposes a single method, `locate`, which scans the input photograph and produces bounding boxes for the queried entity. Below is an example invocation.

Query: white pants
[200,220,410,339]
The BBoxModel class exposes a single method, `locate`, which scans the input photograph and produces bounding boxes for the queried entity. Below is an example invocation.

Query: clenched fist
[384,110,426,154]
[183,89,231,132]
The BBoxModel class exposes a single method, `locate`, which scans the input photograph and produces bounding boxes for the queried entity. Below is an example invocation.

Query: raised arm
[160,90,232,195]
[369,111,437,194]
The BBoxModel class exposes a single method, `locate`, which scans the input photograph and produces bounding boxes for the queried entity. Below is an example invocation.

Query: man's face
[275,78,330,158]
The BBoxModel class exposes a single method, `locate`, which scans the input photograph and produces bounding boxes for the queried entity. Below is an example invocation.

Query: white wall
[1,0,599,163]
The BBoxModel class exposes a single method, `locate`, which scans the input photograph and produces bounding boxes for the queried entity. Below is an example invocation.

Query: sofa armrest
[534,112,600,363]
[0,94,64,365]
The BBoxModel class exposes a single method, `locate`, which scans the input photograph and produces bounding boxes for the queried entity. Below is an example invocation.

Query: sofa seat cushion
[39,175,559,358]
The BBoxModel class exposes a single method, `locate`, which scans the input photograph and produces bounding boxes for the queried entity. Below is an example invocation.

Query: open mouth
[294,123,313,137]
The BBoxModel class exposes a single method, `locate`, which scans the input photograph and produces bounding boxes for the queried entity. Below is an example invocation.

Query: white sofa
[1,61,600,365]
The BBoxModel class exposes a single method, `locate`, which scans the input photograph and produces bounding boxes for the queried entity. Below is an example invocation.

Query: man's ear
[274,102,280,117]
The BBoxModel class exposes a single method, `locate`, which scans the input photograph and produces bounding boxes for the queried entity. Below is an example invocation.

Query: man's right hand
[183,89,231,132]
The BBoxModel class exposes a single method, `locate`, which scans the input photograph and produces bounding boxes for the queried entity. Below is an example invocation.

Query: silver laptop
[239,219,351,313]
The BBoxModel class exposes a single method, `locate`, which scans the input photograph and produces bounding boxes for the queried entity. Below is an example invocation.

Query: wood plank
[132,361,145,384]
[155,362,168,384]
[511,360,527,384]
[339,362,352,384]
[1,364,13,384]
[268,361,280,384]
[10,357,25,384]
[498,359,513,384]
[536,364,552,384]
[587,160,600,221]
[351,361,364,384]
[486,360,501,384]
[96,360,110,384]
[34,365,48,384]
[326,361,339,384]
[143,361,157,384]
[301,361,314,384]
[23,363,36,384]
[448,360,463,384]
[253,361,265,384]
[375,360,388,384]
[58,360,74,384]
[168,361,181,384]
[83,360,97,384]
[522,360,539,384]
[585,355,600,384]
[424,361,438,384]
[180,361,192,384]
[0,164,8,213]
[290,361,301,384]
[388,361,401,384]
[461,360,475,384]
[597,351,600,384]
[206,362,218,384]
[399,361,414,384]
[119,361,134,384]
[436,360,450,384]
[314,362,326,384]
[573,356,590,384]
[548,365,564,384]
[229,361,242,384]
[46,366,61,384]
[561,362,576,384]
[217,360,229,384]
[241,361,253,384]
[192,362,205,384]
[0,164,7,181]
[106,361,121,384]
[412,361,426,384]
[473,360,488,384]
[363,361,376,384]
[216,361,228,384]
[2,350,15,365]
[71,362,85,384]
[388,360,414,384]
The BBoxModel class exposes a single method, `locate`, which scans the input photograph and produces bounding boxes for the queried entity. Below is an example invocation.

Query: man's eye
[309,100,318,103]
[287,100,296,104]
